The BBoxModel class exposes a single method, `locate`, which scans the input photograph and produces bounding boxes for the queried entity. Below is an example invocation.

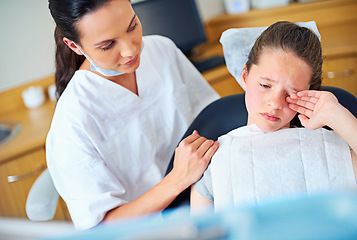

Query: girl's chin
[256,123,289,132]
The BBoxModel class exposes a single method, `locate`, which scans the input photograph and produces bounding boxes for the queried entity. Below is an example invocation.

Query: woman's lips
[261,113,280,122]
[123,55,138,66]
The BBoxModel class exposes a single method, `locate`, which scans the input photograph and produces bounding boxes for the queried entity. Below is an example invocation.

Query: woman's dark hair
[246,21,323,90]
[49,0,111,97]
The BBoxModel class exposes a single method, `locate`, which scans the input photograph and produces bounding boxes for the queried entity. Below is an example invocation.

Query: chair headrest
[220,21,321,88]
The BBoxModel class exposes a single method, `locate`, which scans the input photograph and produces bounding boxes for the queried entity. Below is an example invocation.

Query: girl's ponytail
[54,27,85,97]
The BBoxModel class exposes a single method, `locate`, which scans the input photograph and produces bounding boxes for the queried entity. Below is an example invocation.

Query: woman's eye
[128,23,138,32]
[101,42,114,51]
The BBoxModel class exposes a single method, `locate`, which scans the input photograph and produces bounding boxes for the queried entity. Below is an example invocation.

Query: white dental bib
[195,125,356,210]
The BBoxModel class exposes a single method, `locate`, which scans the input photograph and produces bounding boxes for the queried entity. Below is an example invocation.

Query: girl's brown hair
[246,21,323,90]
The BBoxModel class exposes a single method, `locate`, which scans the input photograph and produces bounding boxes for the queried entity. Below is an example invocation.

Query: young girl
[191,21,357,211]
[46,0,219,229]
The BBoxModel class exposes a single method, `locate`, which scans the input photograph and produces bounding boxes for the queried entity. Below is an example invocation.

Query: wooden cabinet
[198,0,357,97]
[0,147,70,221]
[322,55,357,96]
[0,77,68,221]
[202,65,244,97]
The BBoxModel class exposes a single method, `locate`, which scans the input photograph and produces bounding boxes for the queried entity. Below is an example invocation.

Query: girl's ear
[63,37,84,56]
[240,64,248,91]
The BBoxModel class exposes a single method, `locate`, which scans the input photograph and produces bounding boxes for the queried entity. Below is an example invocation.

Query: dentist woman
[46,0,219,230]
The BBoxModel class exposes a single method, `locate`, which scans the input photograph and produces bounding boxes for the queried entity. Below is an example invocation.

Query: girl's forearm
[327,105,357,155]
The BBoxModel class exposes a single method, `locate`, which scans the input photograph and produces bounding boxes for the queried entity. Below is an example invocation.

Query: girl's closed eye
[260,83,270,89]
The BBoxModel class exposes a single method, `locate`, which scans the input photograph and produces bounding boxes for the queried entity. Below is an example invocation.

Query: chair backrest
[165,86,357,209]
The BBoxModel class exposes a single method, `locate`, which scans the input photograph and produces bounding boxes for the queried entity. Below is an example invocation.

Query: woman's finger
[195,139,216,158]
[179,130,201,145]
[202,141,219,159]
[179,132,216,158]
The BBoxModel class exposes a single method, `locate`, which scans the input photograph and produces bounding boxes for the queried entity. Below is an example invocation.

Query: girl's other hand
[170,130,219,191]
[287,90,340,129]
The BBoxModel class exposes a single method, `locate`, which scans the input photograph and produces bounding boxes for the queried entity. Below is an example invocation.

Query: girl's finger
[288,103,313,117]
[288,94,319,105]
[297,96,319,103]
[288,98,315,111]
[288,103,299,112]
[297,99,316,111]
[297,90,322,97]
[298,114,309,127]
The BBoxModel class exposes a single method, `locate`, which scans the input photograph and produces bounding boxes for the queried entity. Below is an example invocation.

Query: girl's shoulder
[219,126,342,145]
[214,125,261,148]
[221,125,265,139]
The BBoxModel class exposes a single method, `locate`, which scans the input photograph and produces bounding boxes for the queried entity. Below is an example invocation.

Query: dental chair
[165,21,357,209]
[26,168,61,221]
[165,85,357,209]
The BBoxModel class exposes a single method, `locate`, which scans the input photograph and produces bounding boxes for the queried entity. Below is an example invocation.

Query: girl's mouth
[261,113,280,122]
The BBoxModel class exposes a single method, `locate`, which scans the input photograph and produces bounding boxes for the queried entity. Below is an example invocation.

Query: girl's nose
[268,93,286,109]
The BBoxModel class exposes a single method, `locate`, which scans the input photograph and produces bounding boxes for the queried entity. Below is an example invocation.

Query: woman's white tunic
[46,35,219,229]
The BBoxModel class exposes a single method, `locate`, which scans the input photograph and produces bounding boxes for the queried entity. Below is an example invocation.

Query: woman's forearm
[102,171,186,223]
[102,131,218,223]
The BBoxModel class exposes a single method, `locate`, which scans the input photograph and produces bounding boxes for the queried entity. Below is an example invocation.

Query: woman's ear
[63,37,84,56]
[240,64,248,91]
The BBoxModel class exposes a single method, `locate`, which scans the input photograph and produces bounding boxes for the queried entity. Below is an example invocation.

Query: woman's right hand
[103,131,218,222]
[169,130,219,191]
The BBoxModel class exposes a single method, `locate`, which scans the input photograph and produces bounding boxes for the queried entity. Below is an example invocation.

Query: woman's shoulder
[140,35,188,71]
[143,35,176,47]
[52,71,106,125]
[142,35,178,56]
[58,71,97,105]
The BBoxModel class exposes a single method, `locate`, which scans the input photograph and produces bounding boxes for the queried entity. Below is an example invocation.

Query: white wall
[0,0,56,92]
[195,0,225,21]
[131,0,226,19]
[0,0,225,92]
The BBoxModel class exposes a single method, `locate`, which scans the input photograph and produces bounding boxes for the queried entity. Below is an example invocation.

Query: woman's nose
[120,39,136,58]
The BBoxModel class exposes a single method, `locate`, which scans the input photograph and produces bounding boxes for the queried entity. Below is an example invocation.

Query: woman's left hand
[287,90,340,130]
